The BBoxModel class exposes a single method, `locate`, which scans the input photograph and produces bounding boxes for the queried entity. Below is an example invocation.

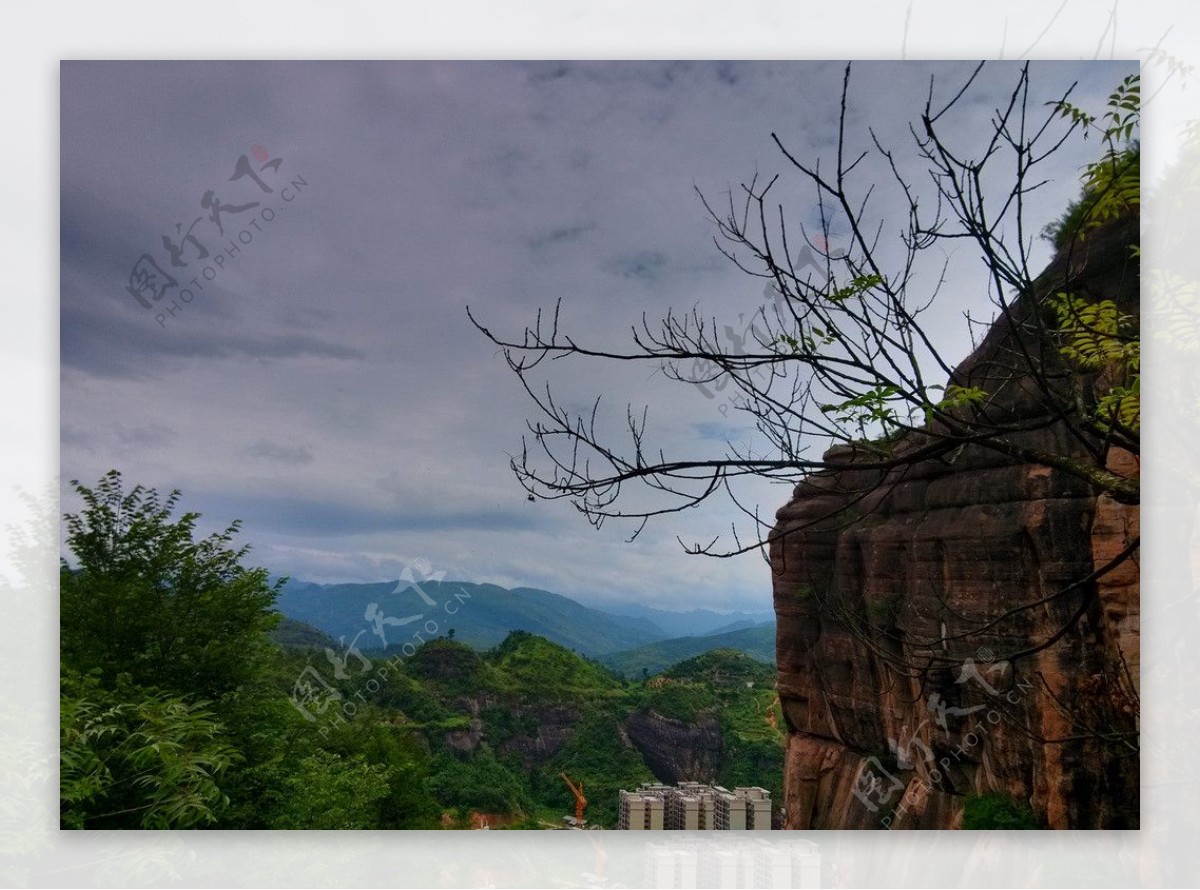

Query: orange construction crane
[560,772,587,826]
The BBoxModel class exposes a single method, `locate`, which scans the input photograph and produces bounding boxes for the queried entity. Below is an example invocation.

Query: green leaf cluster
[1044,75,1139,248]
[820,385,901,430]
[828,273,884,303]
[1040,77,1141,438]
[962,792,1041,829]
[1048,292,1140,434]
[61,670,241,829]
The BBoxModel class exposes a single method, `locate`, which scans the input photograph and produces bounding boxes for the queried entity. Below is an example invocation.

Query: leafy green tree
[207,663,323,828]
[61,470,283,697]
[58,472,455,831]
[60,471,291,829]
[314,708,443,828]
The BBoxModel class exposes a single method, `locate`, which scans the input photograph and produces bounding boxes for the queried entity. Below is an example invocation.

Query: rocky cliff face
[624,710,724,784]
[771,217,1139,829]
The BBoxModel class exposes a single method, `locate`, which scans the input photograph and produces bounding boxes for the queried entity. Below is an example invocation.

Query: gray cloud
[115,423,176,449]
[244,439,315,465]
[197,491,547,539]
[604,249,668,281]
[526,221,597,251]
[60,60,1137,612]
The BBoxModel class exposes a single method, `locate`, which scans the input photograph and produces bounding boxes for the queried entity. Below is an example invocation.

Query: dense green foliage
[60,669,241,829]
[1043,75,1140,250]
[426,749,533,815]
[61,471,282,698]
[61,473,785,830]
[962,793,1041,830]
[60,473,441,830]
[269,750,394,829]
[1040,144,1138,252]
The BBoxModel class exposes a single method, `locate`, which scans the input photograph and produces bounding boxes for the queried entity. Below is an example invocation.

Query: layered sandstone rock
[771,217,1139,829]
[624,710,724,784]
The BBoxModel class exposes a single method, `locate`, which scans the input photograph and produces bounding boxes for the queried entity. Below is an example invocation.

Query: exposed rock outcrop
[624,710,724,784]
[495,704,580,766]
[771,216,1139,829]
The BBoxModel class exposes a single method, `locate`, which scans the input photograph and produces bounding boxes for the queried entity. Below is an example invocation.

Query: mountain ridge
[276,577,778,669]
[600,623,776,677]
[276,578,668,657]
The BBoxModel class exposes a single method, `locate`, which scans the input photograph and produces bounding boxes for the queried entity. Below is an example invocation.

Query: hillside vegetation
[60,474,783,830]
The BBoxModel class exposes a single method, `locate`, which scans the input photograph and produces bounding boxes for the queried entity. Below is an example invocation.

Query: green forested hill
[269,616,337,649]
[275,631,785,828]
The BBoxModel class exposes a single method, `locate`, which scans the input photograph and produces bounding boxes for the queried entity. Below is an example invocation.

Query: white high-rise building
[618,782,772,830]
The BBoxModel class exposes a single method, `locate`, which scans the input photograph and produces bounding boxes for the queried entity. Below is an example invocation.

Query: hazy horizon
[274,572,778,618]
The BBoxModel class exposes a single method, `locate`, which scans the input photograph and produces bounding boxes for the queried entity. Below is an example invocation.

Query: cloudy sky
[60,60,1135,612]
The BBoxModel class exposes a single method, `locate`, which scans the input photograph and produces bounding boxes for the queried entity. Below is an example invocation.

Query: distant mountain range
[599,624,776,677]
[277,579,663,657]
[274,578,775,669]
[600,601,775,638]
